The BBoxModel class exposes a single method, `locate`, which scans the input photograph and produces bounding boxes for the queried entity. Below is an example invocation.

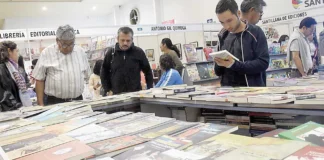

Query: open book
[209,50,239,61]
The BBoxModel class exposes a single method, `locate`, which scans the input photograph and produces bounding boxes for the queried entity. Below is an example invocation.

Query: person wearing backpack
[100,27,153,96]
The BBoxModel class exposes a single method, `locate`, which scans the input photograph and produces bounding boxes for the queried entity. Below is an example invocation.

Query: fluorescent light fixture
[92,6,96,10]
[42,6,47,10]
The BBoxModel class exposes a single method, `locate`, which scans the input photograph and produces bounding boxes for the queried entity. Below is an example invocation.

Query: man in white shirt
[287,17,317,78]
[32,25,91,106]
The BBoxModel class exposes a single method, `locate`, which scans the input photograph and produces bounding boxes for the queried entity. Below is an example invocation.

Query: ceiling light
[92,6,96,10]
[42,6,47,11]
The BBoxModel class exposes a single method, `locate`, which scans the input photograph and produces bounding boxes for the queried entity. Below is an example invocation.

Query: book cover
[70,112,105,120]
[114,135,192,160]
[0,125,43,141]
[209,50,239,61]
[6,135,74,159]
[279,121,324,146]
[111,116,175,135]
[284,145,324,160]
[29,106,64,122]
[184,134,257,159]
[0,112,20,122]
[64,124,108,138]
[1,133,57,153]
[186,64,201,81]
[207,63,216,78]
[237,137,309,160]
[45,118,97,135]
[15,141,95,160]
[138,121,198,140]
[215,148,272,160]
[0,119,35,133]
[0,147,9,160]
[158,149,205,160]
[89,135,147,155]
[196,63,211,80]
[256,129,286,138]
[183,44,199,63]
[173,123,238,144]
[98,113,154,129]
[75,130,121,144]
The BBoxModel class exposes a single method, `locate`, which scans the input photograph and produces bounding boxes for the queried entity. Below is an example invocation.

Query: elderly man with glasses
[32,25,91,106]
[240,0,266,25]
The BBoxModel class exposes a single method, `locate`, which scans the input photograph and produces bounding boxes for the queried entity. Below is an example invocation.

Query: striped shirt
[32,44,91,99]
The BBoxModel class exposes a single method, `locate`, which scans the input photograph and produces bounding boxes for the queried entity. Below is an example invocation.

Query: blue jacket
[155,69,183,88]
[215,24,269,87]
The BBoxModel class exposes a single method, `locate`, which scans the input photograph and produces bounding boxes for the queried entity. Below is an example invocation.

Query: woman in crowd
[18,56,31,87]
[160,38,184,75]
[308,33,319,73]
[0,41,32,111]
[278,35,289,45]
[89,60,103,99]
[155,54,183,88]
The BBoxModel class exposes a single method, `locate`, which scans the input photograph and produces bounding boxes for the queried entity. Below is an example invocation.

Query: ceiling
[0,0,129,19]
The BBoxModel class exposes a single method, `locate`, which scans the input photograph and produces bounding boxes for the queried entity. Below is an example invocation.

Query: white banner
[27,28,81,40]
[0,29,27,41]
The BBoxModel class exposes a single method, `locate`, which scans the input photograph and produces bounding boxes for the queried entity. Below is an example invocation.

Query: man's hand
[214,56,235,68]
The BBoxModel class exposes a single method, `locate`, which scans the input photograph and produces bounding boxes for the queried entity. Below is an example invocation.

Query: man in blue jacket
[214,0,269,87]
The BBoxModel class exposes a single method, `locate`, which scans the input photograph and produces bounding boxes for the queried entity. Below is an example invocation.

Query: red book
[284,145,324,160]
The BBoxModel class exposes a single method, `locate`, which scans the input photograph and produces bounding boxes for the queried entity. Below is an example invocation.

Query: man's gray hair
[241,0,266,13]
[117,27,134,37]
[56,25,75,40]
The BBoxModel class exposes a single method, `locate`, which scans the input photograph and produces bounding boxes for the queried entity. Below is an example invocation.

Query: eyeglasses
[59,41,75,49]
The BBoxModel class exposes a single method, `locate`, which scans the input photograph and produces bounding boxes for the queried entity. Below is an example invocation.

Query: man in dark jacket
[214,0,269,87]
[101,27,153,95]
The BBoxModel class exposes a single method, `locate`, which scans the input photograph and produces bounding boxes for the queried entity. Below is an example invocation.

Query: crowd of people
[0,0,323,111]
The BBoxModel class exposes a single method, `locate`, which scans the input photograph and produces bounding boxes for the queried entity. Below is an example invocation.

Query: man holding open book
[214,0,269,87]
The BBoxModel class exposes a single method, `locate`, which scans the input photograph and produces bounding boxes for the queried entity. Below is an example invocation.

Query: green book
[278,121,324,146]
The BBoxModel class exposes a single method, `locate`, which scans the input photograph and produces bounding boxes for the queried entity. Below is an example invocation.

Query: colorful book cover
[6,135,74,160]
[256,129,286,138]
[279,121,324,146]
[111,116,174,135]
[284,145,324,160]
[207,63,216,78]
[0,125,43,140]
[186,64,201,81]
[30,106,64,122]
[1,133,57,153]
[15,141,95,160]
[138,121,198,140]
[114,135,192,160]
[173,123,238,144]
[183,44,199,63]
[196,63,211,80]
[89,135,147,155]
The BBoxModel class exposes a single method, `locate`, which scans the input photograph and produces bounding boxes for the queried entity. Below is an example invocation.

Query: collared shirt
[32,44,91,99]
[289,30,313,70]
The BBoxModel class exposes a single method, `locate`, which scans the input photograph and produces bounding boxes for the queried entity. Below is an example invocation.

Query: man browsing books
[214,0,269,87]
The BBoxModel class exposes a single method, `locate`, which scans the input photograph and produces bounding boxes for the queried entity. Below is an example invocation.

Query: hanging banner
[28,28,81,40]
[0,29,27,41]
[292,0,324,10]
[262,11,308,25]
[135,24,203,34]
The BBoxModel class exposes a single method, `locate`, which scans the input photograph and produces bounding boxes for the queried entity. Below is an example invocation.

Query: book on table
[279,121,324,146]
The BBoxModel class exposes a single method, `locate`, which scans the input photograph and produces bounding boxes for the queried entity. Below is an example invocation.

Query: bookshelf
[183,61,219,86]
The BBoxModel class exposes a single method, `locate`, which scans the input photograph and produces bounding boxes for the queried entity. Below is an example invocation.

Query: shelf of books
[1,96,324,159]
[267,41,290,79]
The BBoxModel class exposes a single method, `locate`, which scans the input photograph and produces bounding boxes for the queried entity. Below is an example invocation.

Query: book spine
[174,88,196,94]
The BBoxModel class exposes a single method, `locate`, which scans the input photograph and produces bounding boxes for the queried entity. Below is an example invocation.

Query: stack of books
[249,112,276,137]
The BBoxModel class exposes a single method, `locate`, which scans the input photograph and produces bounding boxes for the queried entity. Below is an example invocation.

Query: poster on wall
[145,49,155,62]
[262,26,280,41]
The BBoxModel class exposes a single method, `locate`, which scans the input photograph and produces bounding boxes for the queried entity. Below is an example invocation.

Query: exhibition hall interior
[1,0,324,159]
